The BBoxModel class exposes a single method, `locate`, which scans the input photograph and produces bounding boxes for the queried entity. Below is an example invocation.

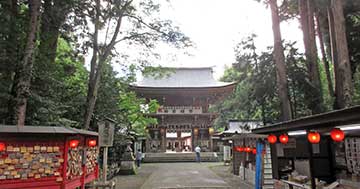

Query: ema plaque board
[98,121,115,147]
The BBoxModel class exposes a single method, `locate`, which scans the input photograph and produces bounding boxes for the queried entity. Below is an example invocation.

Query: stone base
[118,161,137,175]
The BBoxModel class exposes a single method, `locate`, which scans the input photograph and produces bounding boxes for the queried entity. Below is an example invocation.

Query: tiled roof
[0,125,98,136]
[132,67,235,88]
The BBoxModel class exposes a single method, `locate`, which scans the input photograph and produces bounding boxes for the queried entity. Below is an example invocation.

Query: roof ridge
[156,66,214,70]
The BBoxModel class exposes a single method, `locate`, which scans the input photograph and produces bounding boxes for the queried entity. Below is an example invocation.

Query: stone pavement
[113,162,253,189]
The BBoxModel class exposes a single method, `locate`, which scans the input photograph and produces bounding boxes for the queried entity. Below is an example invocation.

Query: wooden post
[177,130,182,152]
[307,131,316,189]
[161,128,166,152]
[102,147,108,182]
[242,138,246,180]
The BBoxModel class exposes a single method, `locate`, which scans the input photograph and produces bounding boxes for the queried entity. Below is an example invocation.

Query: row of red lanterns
[267,128,345,144]
[69,139,97,148]
[0,139,97,152]
[234,146,257,155]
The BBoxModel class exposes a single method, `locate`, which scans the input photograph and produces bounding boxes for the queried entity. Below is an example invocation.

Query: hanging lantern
[88,139,97,147]
[160,128,165,134]
[0,142,5,151]
[279,134,289,144]
[238,147,244,152]
[330,128,345,142]
[245,147,251,153]
[234,146,239,152]
[267,134,277,144]
[252,148,257,155]
[308,131,321,144]
[193,128,199,135]
[234,146,242,152]
[208,127,214,135]
[69,139,80,148]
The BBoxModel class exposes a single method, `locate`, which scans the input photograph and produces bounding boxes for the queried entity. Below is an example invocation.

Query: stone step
[262,185,274,189]
[143,152,219,163]
[264,164,272,169]
[264,169,272,174]
[264,179,274,185]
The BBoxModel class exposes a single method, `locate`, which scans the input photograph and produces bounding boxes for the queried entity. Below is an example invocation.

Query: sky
[86,0,305,80]
[151,0,304,79]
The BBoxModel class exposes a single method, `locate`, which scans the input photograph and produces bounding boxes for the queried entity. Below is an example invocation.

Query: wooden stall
[0,126,99,189]
[231,134,273,188]
[253,105,360,189]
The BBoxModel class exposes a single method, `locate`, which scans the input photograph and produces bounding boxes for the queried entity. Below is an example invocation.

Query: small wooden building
[0,125,99,189]
[231,133,274,189]
[253,105,360,189]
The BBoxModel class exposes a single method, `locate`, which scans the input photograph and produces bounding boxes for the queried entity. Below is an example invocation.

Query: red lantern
[88,139,97,147]
[245,147,251,152]
[279,134,289,144]
[330,128,345,142]
[308,131,321,144]
[0,142,5,151]
[252,148,257,155]
[69,139,80,148]
[236,146,244,152]
[267,134,277,144]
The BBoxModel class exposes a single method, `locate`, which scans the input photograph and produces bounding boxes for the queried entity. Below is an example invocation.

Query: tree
[0,0,20,123]
[315,12,335,98]
[330,0,353,108]
[83,0,190,129]
[27,38,88,127]
[269,0,292,121]
[298,0,324,114]
[212,35,312,127]
[11,0,41,126]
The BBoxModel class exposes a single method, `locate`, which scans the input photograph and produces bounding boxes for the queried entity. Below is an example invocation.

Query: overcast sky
[153,0,304,79]
[87,0,304,80]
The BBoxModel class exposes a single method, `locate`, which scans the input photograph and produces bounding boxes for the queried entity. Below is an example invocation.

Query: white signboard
[223,146,231,161]
[98,121,115,147]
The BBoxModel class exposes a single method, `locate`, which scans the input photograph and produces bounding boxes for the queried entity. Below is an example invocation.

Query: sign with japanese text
[98,121,115,147]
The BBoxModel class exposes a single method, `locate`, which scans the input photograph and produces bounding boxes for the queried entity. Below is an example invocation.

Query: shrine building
[130,67,236,153]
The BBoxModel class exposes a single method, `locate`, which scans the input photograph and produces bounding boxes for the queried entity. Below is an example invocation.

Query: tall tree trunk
[83,0,131,129]
[327,4,339,109]
[315,13,335,98]
[269,0,292,121]
[37,0,69,66]
[299,0,324,114]
[13,0,41,126]
[83,0,101,130]
[330,0,353,108]
[31,0,70,108]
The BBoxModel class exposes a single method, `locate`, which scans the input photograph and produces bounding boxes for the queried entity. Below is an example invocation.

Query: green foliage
[94,63,158,135]
[212,35,325,128]
[27,38,88,126]
[118,92,158,135]
[346,13,360,76]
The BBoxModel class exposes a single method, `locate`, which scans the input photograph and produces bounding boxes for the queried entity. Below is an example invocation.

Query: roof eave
[252,105,360,134]
[128,82,237,90]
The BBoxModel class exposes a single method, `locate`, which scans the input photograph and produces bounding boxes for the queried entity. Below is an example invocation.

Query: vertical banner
[255,141,264,189]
